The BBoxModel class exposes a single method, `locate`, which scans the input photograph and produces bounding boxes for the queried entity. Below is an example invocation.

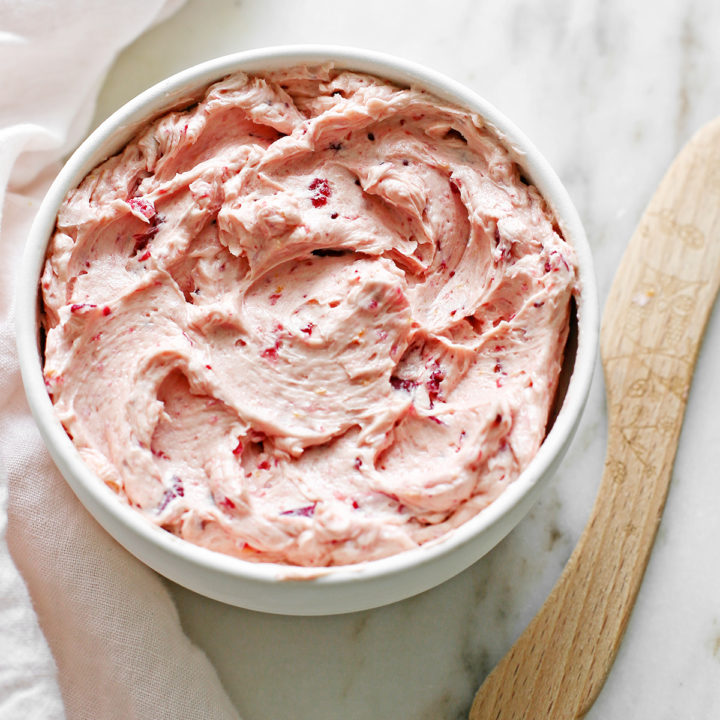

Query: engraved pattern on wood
[469,116,720,720]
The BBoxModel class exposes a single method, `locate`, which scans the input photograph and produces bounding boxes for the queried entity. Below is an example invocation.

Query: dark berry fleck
[354,457,362,470]
[300,322,315,335]
[330,212,339,219]
[390,375,417,392]
[367,132,375,141]
[329,142,343,151]
[402,159,409,166]
[132,212,163,243]
[312,248,345,257]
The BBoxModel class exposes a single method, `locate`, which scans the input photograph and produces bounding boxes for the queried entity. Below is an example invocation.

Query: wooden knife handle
[469,116,720,719]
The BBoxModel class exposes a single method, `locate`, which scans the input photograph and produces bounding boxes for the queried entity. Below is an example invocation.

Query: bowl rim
[16,44,598,603]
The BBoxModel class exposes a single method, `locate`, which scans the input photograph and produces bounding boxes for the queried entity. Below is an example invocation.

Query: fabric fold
[0,2,240,718]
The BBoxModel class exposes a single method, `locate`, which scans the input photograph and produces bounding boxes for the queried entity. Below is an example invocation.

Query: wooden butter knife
[469,117,720,719]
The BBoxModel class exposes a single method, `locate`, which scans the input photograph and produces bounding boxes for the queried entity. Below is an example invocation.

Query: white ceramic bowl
[16,45,598,615]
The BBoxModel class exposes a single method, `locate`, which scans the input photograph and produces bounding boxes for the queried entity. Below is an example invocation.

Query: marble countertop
[91,1,720,717]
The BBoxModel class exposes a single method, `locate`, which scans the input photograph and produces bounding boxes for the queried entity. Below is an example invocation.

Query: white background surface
[89,1,720,718]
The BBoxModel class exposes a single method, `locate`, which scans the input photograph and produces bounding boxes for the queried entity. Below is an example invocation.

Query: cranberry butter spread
[41,65,577,566]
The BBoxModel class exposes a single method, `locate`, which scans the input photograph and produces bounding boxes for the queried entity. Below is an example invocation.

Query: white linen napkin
[0,2,240,718]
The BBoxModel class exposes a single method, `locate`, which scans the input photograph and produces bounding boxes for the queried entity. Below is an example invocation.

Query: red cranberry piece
[309,177,331,208]
[426,363,445,404]
[70,303,96,313]
[280,503,317,518]
[128,197,156,220]
[261,339,282,361]
[157,475,184,513]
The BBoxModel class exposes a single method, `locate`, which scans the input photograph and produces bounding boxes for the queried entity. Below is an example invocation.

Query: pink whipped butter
[41,65,577,566]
